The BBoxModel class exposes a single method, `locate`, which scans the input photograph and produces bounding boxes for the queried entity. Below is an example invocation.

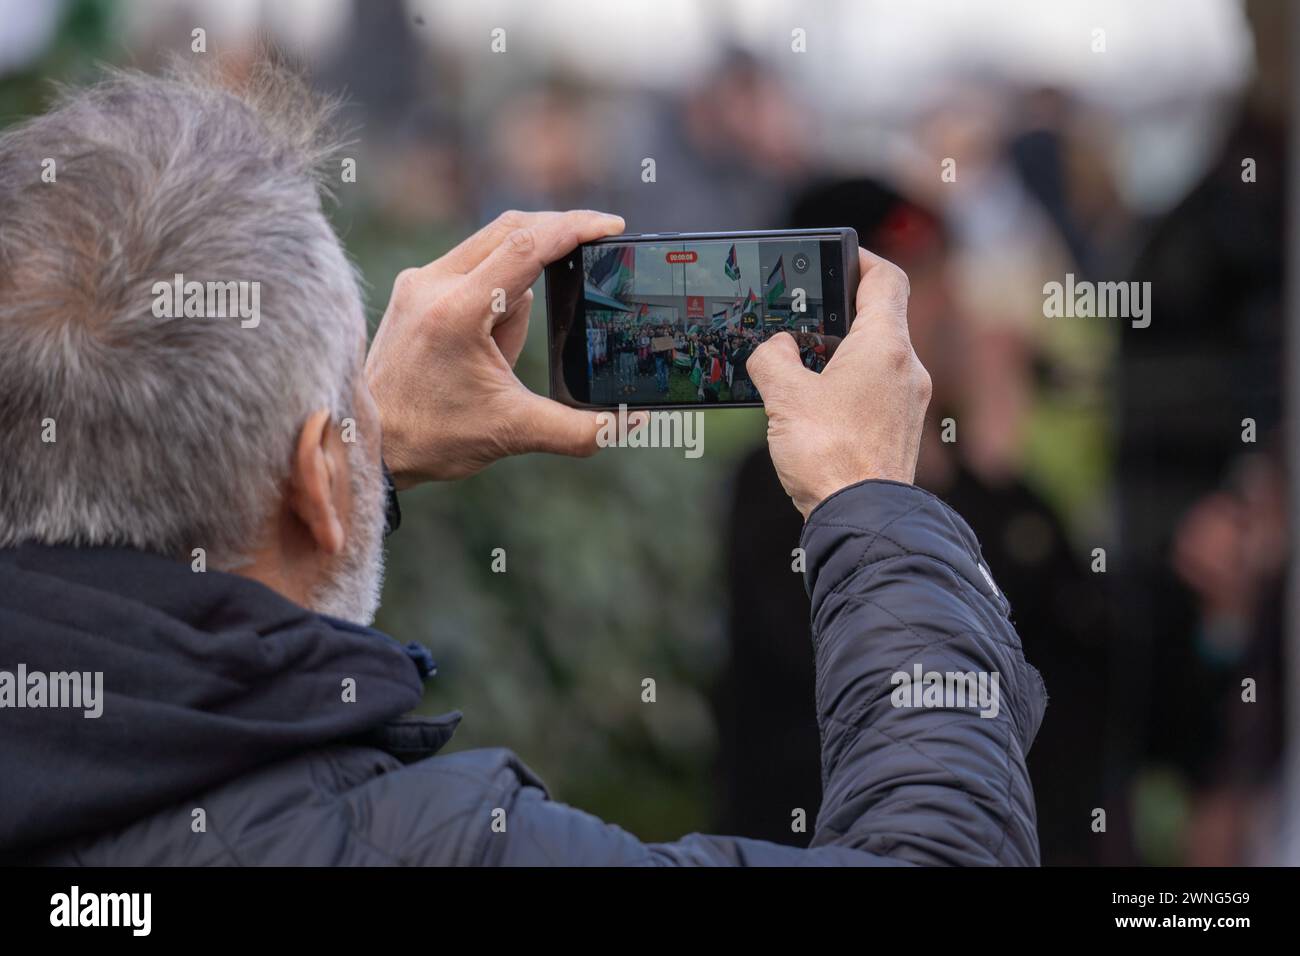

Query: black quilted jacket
[0,479,1046,865]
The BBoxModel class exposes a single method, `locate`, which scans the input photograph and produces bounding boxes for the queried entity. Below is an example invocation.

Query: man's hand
[366,210,626,487]
[747,249,931,519]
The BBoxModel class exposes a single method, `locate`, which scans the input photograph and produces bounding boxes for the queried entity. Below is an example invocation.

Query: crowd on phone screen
[587,317,829,402]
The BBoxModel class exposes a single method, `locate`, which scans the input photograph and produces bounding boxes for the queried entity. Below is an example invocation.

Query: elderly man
[0,63,1045,865]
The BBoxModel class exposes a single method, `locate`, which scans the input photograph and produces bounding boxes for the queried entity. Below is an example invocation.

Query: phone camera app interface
[582,239,838,405]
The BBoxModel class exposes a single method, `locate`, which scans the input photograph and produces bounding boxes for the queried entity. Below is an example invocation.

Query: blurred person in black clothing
[1112,1,1286,849]
[715,178,1114,864]
[1173,446,1289,864]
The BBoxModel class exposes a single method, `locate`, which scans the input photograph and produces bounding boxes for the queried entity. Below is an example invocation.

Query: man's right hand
[365,210,628,488]
[747,249,931,519]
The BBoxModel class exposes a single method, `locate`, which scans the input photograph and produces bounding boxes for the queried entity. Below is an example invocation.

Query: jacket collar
[292,616,459,758]
[352,711,464,763]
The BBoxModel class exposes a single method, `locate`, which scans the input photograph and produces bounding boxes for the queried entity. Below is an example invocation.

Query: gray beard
[308,442,387,625]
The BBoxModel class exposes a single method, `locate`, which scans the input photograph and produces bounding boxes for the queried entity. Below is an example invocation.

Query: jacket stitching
[821,721,1012,862]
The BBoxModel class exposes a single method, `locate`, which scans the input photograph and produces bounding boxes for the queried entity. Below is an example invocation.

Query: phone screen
[560,235,849,407]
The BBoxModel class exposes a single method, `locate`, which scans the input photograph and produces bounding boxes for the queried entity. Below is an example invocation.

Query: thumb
[747,332,810,402]
[513,392,608,458]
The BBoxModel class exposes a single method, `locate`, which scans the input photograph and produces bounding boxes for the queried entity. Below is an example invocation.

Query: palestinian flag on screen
[587,247,618,290]
[764,256,786,308]
[743,287,758,314]
[612,246,636,296]
[591,245,635,296]
[727,297,744,328]
[724,244,740,282]
[710,306,729,330]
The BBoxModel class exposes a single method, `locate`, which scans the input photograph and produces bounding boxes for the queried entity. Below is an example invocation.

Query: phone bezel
[545,227,859,411]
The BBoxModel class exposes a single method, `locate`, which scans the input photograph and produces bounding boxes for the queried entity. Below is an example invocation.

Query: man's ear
[288,408,348,556]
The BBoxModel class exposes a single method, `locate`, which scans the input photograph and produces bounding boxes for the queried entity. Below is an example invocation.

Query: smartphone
[545,228,859,409]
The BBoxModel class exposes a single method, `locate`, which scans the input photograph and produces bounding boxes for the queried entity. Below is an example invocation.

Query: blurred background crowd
[0,0,1291,865]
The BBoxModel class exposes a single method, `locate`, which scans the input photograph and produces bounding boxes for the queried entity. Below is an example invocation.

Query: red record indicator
[665,250,698,264]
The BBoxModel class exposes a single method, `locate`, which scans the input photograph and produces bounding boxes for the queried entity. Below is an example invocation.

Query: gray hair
[0,60,364,567]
